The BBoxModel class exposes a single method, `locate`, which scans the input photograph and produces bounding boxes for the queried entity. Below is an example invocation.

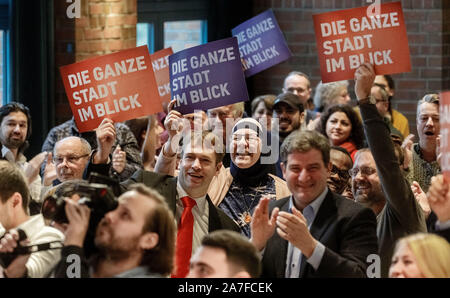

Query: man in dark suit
[251,130,378,278]
[87,118,239,277]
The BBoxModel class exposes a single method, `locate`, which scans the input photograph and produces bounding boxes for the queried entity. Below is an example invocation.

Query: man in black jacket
[86,118,239,277]
[251,130,378,278]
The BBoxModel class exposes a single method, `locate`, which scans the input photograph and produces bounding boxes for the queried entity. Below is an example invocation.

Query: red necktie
[172,196,197,278]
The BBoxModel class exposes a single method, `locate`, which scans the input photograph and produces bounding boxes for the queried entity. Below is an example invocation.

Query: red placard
[313,1,411,83]
[150,47,173,105]
[60,46,162,132]
[440,91,450,180]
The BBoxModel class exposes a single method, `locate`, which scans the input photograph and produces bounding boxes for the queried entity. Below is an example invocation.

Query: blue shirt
[285,187,328,278]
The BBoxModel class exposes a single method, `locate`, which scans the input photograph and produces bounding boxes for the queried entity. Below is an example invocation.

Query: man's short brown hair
[280,130,330,166]
[181,130,225,165]
[0,160,30,214]
[201,230,262,278]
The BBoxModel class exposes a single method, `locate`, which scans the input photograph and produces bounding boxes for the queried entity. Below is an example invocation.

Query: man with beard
[85,122,240,278]
[0,103,47,207]
[272,92,305,178]
[352,62,426,277]
[54,184,176,278]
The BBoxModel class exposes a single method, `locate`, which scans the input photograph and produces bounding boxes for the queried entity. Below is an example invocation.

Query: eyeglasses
[331,164,350,180]
[232,134,259,143]
[53,154,90,165]
[374,97,388,103]
[348,167,377,177]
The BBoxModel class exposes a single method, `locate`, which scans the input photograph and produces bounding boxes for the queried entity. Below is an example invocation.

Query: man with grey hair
[313,80,351,112]
[404,94,441,193]
[43,136,91,188]
[282,71,316,128]
[251,130,378,278]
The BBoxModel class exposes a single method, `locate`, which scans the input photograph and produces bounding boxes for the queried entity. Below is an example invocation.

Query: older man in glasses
[42,136,91,189]
[352,62,426,277]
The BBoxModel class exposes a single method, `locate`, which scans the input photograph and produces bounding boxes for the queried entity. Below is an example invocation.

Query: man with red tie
[88,119,239,278]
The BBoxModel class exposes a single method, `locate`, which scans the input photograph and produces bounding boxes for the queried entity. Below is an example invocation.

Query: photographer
[54,183,176,278]
[0,161,64,278]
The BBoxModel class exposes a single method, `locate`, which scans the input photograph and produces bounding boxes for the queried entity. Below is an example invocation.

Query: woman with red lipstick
[317,104,365,162]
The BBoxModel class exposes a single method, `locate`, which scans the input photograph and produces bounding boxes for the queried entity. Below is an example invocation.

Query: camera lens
[41,196,58,220]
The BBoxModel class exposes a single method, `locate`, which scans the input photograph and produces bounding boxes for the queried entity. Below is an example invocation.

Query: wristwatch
[357,95,376,105]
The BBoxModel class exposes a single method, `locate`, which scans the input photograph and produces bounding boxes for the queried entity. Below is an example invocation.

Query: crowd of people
[0,62,449,278]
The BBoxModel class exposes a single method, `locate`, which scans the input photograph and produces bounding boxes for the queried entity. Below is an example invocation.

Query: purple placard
[232,9,292,77]
[169,37,249,114]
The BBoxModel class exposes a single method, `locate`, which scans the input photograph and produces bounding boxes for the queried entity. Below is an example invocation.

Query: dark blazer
[123,170,240,232]
[261,190,378,278]
[435,228,450,242]
[84,161,239,233]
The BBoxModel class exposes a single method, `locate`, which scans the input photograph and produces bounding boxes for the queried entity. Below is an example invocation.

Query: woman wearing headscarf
[154,112,290,238]
[213,118,290,238]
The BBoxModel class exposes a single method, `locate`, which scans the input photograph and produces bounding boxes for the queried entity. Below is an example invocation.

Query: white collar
[176,180,207,211]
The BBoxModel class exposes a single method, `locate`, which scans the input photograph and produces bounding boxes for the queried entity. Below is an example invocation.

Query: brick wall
[251,0,448,137]
[54,0,137,125]
[75,0,137,62]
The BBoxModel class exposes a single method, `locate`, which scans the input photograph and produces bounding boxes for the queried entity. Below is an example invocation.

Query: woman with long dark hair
[317,104,365,161]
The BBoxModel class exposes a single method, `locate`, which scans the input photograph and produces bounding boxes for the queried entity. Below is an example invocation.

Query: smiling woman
[215,118,290,238]
[389,233,450,278]
[317,104,365,161]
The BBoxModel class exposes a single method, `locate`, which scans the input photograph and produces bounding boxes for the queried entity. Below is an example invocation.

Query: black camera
[41,173,120,258]
[42,182,118,224]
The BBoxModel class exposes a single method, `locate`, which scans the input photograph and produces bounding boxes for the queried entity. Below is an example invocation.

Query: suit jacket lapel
[206,195,221,232]
[159,176,177,214]
[274,199,291,277]
[298,190,336,277]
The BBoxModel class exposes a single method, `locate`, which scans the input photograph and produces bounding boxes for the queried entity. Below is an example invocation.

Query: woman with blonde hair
[389,233,450,278]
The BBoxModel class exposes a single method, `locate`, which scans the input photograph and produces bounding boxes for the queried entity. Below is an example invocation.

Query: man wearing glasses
[43,136,91,188]
[352,63,426,277]
[328,146,353,198]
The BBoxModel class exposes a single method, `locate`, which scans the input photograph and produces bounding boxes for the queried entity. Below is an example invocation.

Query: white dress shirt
[285,187,328,278]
